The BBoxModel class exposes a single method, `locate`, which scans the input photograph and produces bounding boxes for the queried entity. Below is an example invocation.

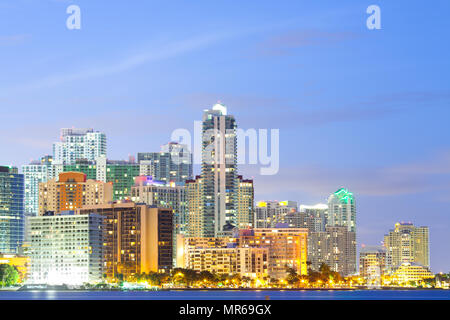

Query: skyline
[1,0,449,272]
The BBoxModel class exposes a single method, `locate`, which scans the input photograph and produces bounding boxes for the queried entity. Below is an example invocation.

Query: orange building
[39,171,113,215]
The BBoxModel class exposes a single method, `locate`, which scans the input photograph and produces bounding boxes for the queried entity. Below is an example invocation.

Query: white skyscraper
[201,103,237,237]
[53,128,106,165]
[22,155,53,216]
[327,188,356,232]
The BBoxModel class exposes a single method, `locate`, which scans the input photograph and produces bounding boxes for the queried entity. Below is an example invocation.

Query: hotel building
[308,226,357,276]
[77,202,173,280]
[27,212,104,285]
[177,236,268,279]
[359,246,387,283]
[384,222,430,271]
[239,228,308,279]
[131,175,187,266]
[392,262,433,284]
[38,172,113,215]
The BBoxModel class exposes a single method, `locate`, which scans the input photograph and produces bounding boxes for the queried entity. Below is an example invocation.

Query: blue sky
[1,0,449,271]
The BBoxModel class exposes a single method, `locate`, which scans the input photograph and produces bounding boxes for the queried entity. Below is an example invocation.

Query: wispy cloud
[255,29,360,56]
[4,33,226,93]
[248,149,450,201]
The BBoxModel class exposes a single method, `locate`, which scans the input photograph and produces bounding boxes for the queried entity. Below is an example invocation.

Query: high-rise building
[308,226,357,276]
[359,246,387,283]
[0,166,24,254]
[77,202,173,279]
[59,156,140,201]
[131,175,186,266]
[239,227,308,279]
[22,155,53,216]
[64,159,97,180]
[327,188,356,232]
[255,201,297,228]
[52,128,106,165]
[201,103,238,237]
[383,222,430,271]
[27,211,104,285]
[186,176,204,237]
[299,204,328,232]
[137,142,193,185]
[38,172,113,215]
[97,158,140,200]
[236,176,254,229]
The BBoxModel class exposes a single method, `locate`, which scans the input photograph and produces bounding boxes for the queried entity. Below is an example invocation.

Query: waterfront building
[137,142,193,185]
[239,227,308,279]
[38,172,113,215]
[391,262,433,285]
[177,235,267,279]
[201,103,238,237]
[255,201,297,228]
[0,166,25,254]
[327,188,356,232]
[359,246,387,283]
[131,175,186,266]
[27,211,104,285]
[383,222,429,271]
[308,226,357,276]
[77,202,173,279]
[22,155,53,216]
[236,176,254,229]
[52,128,106,165]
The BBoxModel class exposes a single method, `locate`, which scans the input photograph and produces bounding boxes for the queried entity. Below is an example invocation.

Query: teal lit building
[327,188,356,232]
[0,166,25,254]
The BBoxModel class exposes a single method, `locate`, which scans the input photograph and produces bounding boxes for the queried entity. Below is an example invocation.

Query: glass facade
[0,166,25,254]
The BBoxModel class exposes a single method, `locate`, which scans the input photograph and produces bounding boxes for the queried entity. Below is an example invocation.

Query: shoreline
[2,286,447,292]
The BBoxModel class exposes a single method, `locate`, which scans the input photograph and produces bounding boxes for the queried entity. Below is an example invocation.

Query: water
[0,290,449,300]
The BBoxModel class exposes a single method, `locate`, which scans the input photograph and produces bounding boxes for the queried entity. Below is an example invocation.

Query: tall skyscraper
[201,103,238,237]
[137,142,193,185]
[53,128,106,165]
[327,188,356,232]
[0,166,24,254]
[22,155,53,216]
[383,222,430,271]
